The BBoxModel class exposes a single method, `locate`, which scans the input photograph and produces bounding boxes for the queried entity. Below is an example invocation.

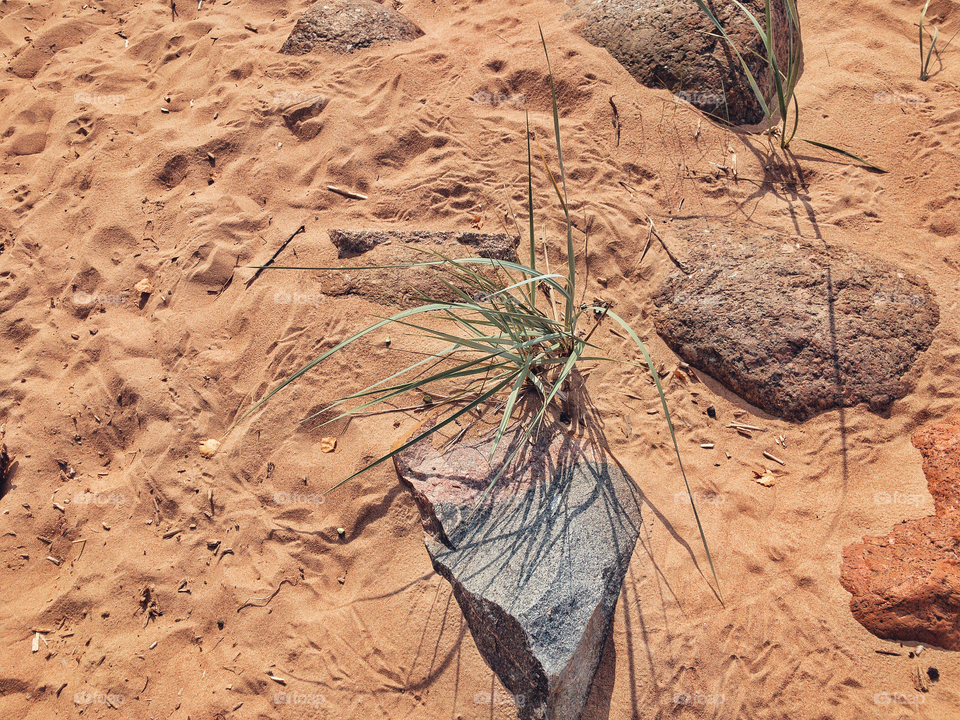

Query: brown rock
[652,230,939,421]
[840,415,960,650]
[279,0,424,56]
[566,0,803,127]
[322,229,519,308]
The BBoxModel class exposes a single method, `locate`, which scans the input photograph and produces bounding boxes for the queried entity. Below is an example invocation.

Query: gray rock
[566,0,802,126]
[328,229,518,260]
[279,0,424,56]
[395,420,643,720]
[320,229,521,307]
[652,230,940,421]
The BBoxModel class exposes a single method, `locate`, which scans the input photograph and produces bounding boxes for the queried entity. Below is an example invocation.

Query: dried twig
[609,96,620,146]
[327,185,367,200]
[238,578,297,612]
[246,225,306,288]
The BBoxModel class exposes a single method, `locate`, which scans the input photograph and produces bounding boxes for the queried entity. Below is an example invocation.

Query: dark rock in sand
[841,415,960,651]
[280,0,423,56]
[321,229,520,308]
[328,229,518,260]
[566,0,802,126]
[652,230,939,421]
[395,420,643,720]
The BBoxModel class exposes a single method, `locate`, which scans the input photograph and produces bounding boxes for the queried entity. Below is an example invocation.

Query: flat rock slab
[566,0,802,126]
[328,229,517,260]
[395,421,643,720]
[321,229,519,307]
[280,0,423,56]
[652,231,939,421]
[841,415,960,650]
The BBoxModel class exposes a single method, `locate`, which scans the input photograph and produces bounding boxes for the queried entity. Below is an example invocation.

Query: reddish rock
[911,414,960,515]
[841,415,960,650]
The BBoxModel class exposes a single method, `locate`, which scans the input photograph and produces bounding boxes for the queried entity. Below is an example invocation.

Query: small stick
[609,96,620,147]
[763,451,785,466]
[654,228,691,274]
[238,578,296,612]
[72,538,87,561]
[245,225,306,288]
[635,217,654,270]
[728,422,763,431]
[327,185,367,200]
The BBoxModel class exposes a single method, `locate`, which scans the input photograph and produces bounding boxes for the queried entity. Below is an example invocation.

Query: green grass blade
[324,376,516,494]
[605,309,723,605]
[526,112,537,307]
[539,25,577,333]
[798,138,887,172]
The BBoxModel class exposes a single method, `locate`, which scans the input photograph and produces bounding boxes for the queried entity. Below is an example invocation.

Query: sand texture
[0,0,958,718]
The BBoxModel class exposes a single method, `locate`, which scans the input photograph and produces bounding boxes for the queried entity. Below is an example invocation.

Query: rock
[322,229,520,307]
[652,230,939,421]
[394,420,643,720]
[566,0,802,127]
[328,229,517,260]
[840,415,960,650]
[911,414,960,516]
[279,0,424,56]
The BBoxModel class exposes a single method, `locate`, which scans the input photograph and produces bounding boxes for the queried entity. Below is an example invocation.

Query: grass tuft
[228,28,723,604]
[693,0,886,172]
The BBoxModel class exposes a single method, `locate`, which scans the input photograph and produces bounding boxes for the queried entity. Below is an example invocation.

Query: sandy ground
[1,0,959,718]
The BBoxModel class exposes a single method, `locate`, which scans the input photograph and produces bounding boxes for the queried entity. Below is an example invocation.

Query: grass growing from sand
[920,0,960,81]
[693,0,886,171]
[233,30,722,602]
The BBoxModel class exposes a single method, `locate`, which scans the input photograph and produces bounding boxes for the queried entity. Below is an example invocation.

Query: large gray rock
[652,230,939,421]
[566,0,802,127]
[280,0,424,56]
[394,420,643,720]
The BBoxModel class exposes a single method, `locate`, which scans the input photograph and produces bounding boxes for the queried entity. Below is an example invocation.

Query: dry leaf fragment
[134,278,154,294]
[320,437,337,453]
[199,439,221,458]
[752,467,777,487]
[471,214,484,230]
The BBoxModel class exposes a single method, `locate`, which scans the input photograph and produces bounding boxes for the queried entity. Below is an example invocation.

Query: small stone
[134,278,154,294]
[320,437,337,453]
[198,439,221,458]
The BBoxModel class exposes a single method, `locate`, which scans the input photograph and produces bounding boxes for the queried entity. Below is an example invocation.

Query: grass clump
[693,0,886,172]
[231,29,722,603]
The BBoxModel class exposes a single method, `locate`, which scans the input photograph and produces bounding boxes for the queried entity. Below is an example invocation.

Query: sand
[0,0,958,717]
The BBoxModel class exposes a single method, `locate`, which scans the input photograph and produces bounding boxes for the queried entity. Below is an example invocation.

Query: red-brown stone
[840,415,960,650]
